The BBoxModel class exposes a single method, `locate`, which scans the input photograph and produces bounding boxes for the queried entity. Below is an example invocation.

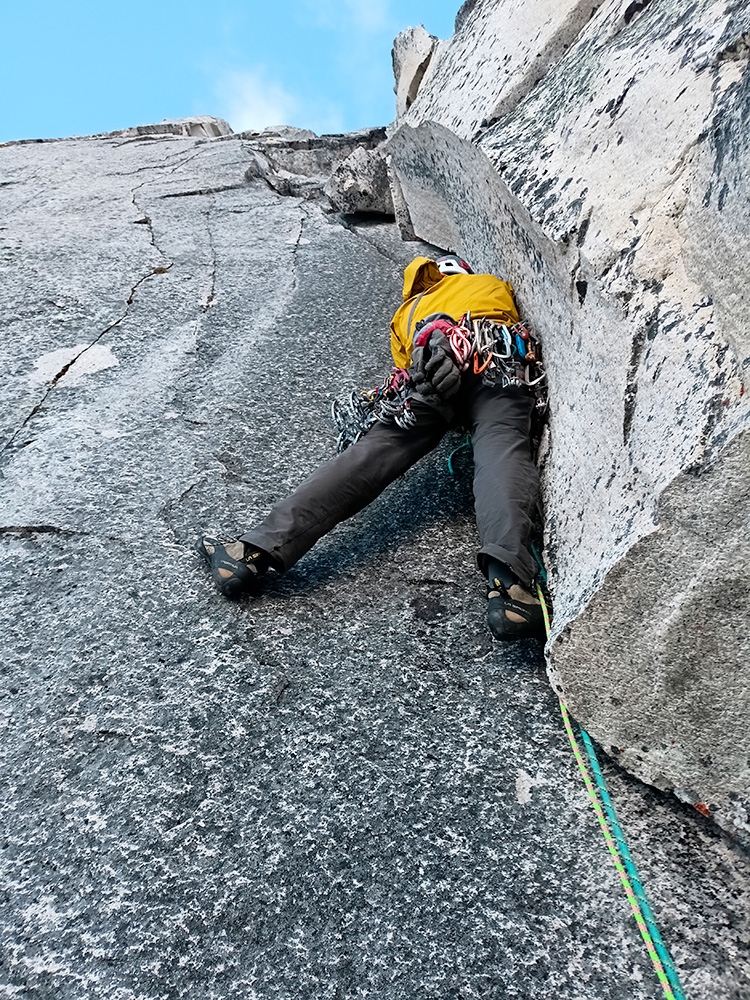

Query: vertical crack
[201,203,217,312]
[623,320,653,445]
[405,51,435,111]
[188,198,220,355]
[289,203,311,293]
[338,216,405,267]
[132,182,172,266]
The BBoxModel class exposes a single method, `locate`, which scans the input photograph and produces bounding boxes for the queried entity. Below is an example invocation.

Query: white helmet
[435,253,473,275]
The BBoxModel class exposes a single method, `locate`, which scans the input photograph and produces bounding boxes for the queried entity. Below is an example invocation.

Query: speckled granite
[387,0,750,836]
[0,132,748,998]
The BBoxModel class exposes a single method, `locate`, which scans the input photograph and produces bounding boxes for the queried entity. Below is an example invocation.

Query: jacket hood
[402,256,444,300]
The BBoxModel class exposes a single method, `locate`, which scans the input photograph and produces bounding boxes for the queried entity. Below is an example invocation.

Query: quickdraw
[469,317,546,395]
[473,351,492,375]
[414,315,474,370]
[448,320,474,370]
[464,316,548,424]
[332,367,415,452]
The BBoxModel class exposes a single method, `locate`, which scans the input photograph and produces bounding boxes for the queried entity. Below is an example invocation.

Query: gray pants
[241,377,540,586]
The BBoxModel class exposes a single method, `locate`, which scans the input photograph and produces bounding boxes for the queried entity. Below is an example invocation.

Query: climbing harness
[332,316,547,452]
[535,582,687,1000]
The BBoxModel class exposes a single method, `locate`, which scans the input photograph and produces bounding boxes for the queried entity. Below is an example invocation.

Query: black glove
[409,330,461,399]
[424,344,461,398]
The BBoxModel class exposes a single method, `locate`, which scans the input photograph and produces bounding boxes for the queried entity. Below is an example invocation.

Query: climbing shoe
[487,581,545,641]
[197,535,270,599]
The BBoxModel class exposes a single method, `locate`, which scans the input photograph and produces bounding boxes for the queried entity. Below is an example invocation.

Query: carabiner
[474,351,492,374]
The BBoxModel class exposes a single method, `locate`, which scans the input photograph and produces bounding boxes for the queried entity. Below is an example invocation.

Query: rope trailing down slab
[536,585,687,1000]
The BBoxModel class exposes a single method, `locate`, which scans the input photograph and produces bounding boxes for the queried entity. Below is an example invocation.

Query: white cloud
[214,67,345,135]
[300,0,389,32]
[342,0,389,31]
[215,69,300,132]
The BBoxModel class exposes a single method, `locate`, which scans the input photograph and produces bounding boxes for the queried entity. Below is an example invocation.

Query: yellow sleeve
[389,315,412,369]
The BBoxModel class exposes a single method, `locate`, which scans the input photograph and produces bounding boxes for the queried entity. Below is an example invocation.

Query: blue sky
[0,1,460,143]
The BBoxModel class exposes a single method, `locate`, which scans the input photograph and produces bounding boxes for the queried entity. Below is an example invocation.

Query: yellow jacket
[389,256,519,368]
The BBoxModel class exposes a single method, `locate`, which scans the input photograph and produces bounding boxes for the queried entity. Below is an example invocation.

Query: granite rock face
[2,121,749,999]
[388,0,750,836]
[392,24,438,118]
[395,0,606,139]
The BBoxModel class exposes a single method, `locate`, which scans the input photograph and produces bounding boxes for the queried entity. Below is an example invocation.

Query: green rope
[580,727,686,1000]
[530,540,547,585]
[536,585,686,1000]
[446,431,472,475]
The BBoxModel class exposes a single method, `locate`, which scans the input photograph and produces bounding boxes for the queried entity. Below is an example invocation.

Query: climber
[198,253,545,641]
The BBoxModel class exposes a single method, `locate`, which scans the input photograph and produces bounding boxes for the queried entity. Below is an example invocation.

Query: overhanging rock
[387,0,750,835]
